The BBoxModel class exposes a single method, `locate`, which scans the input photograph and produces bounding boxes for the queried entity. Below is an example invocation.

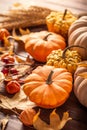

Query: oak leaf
[33,109,72,130]
[0,89,36,110]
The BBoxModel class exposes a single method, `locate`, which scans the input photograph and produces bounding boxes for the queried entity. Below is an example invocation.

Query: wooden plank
[45,0,87,13]
[0,0,87,14]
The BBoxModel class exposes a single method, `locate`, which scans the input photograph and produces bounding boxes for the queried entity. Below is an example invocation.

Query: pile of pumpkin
[1,10,87,109]
[21,11,87,109]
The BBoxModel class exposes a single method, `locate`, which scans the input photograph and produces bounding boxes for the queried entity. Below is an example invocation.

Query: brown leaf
[0,89,36,111]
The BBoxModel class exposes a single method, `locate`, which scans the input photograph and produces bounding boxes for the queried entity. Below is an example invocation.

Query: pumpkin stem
[43,33,52,41]
[62,9,67,20]
[46,70,54,85]
[62,45,87,59]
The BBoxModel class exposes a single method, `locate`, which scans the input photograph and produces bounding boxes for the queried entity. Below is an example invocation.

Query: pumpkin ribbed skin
[46,10,77,39]
[23,65,72,108]
[24,31,66,62]
[68,16,87,59]
[19,108,36,126]
[74,65,87,107]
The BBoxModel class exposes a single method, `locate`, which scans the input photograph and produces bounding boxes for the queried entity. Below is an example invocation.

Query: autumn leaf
[58,111,72,129]
[33,109,72,130]
[0,89,36,111]
[0,115,9,130]
[50,109,60,129]
[19,28,30,35]
[33,110,53,130]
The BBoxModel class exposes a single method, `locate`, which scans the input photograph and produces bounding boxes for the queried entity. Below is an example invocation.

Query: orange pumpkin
[24,31,66,62]
[23,65,72,108]
[19,108,36,126]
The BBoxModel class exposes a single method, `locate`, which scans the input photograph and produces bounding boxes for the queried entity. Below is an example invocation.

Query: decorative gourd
[74,61,87,107]
[68,16,87,59]
[24,31,66,62]
[46,47,81,73]
[19,108,36,126]
[23,65,73,108]
[46,10,77,39]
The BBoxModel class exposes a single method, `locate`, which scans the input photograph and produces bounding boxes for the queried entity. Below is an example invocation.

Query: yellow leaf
[33,109,72,130]
[3,36,11,48]
[58,112,72,130]
[19,28,30,35]
[33,110,52,130]
[50,109,60,129]
[15,55,26,63]
[33,110,53,130]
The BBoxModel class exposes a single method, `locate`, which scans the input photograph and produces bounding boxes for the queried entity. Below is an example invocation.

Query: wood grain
[0,0,87,14]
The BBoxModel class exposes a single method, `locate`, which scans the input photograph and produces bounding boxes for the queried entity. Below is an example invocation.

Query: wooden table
[0,0,87,130]
[0,0,87,14]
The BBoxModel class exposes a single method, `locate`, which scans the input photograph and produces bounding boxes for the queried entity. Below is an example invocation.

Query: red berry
[0,28,10,41]
[6,80,20,94]
[1,67,9,75]
[10,68,18,75]
[1,53,15,64]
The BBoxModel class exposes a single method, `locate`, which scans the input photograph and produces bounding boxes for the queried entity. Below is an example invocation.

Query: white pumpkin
[74,63,87,107]
[68,16,87,60]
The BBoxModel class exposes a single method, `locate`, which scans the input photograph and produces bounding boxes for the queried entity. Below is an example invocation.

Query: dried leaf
[15,55,26,63]
[58,111,72,130]
[0,72,5,82]
[0,37,13,54]
[0,89,36,110]
[33,110,53,130]
[33,109,72,130]
[19,28,30,35]
[50,109,60,130]
[0,116,9,130]
[77,72,87,79]
[14,64,31,76]
[3,36,11,48]
[12,28,19,38]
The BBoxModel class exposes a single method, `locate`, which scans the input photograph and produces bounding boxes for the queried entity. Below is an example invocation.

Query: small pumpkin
[23,65,72,108]
[46,10,77,39]
[24,31,66,62]
[19,107,36,126]
[68,16,87,59]
[46,47,81,73]
[74,61,87,107]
